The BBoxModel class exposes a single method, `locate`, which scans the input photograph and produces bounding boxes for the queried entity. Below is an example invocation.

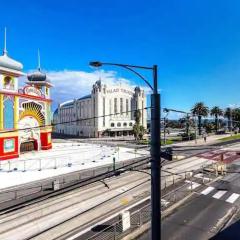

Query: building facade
[53,80,147,137]
[0,32,53,160]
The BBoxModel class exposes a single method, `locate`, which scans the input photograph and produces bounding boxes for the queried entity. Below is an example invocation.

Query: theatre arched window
[3,76,14,90]
[117,122,121,127]
[3,96,14,129]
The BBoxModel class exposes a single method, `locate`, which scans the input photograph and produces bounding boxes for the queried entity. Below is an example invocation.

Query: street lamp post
[89,61,161,240]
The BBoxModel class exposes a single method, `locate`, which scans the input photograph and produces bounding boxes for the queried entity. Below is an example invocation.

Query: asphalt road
[138,168,240,240]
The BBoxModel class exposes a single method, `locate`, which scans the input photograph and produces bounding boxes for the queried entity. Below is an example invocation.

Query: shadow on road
[210,219,240,240]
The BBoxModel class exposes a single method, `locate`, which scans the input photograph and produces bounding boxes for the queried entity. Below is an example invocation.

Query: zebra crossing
[200,186,240,204]
[183,175,240,204]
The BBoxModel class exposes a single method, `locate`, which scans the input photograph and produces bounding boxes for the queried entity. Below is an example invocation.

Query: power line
[0,106,152,134]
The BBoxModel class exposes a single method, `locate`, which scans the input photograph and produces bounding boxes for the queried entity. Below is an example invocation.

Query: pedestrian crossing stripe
[201,186,214,195]
[226,193,240,203]
[212,190,227,199]
[194,173,212,181]
[200,186,240,204]
[185,180,201,190]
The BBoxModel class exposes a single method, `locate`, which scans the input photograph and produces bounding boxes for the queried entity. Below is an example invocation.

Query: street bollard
[165,178,167,189]
[23,160,26,172]
[113,157,116,172]
[202,165,204,184]
[190,177,193,192]
[8,161,11,172]
[38,159,42,171]
[54,158,57,169]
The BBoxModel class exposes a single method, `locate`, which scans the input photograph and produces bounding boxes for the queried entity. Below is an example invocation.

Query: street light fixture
[89,61,161,240]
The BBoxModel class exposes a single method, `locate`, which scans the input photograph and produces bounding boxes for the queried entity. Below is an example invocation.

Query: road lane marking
[201,186,214,195]
[185,180,200,190]
[213,190,227,199]
[226,193,240,203]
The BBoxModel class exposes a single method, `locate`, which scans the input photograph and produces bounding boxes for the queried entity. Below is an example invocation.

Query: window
[109,99,112,115]
[3,76,14,90]
[129,122,133,127]
[4,96,14,129]
[123,122,127,127]
[126,99,129,115]
[117,122,121,127]
[103,97,105,127]
[111,123,115,127]
[120,98,123,114]
[114,98,117,114]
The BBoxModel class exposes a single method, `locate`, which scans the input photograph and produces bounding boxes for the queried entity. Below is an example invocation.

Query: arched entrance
[20,139,38,152]
[19,116,41,152]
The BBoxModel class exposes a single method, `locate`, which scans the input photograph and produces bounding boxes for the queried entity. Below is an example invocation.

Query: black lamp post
[89,61,161,240]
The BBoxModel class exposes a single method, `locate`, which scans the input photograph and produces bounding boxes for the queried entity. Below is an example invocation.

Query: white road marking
[201,186,215,195]
[194,173,211,181]
[185,180,200,190]
[161,199,169,206]
[213,190,227,199]
[226,193,240,203]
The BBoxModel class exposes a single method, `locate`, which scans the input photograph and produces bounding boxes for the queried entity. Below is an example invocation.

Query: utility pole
[194,115,197,144]
[163,117,166,145]
[89,61,161,240]
[151,65,161,240]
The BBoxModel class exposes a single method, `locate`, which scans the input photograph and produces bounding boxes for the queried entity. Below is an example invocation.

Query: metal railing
[87,203,151,240]
[0,157,150,207]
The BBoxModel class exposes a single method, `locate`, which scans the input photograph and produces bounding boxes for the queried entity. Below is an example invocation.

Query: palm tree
[224,107,232,131]
[210,106,223,132]
[191,102,209,135]
[232,108,240,129]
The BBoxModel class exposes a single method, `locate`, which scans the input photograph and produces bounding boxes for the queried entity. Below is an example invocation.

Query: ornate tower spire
[3,27,7,55]
[37,49,41,71]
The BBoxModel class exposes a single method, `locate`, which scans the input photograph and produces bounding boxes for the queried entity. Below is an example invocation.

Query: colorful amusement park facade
[0,30,52,160]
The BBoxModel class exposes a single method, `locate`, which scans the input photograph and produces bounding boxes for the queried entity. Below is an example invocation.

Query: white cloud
[20,69,152,109]
[228,103,240,108]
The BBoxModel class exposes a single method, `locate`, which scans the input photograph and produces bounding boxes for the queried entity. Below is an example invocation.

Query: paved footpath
[171,133,231,147]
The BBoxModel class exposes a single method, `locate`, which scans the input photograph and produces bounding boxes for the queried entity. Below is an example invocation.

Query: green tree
[232,108,240,128]
[224,107,232,131]
[210,106,223,132]
[191,102,209,135]
[133,109,146,141]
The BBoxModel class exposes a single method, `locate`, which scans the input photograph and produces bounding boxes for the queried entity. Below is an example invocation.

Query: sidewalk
[171,133,231,147]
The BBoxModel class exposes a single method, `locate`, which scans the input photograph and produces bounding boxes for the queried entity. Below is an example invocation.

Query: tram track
[0,172,150,240]
[0,156,150,213]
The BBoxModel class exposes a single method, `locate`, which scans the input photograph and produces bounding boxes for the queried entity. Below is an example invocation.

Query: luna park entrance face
[19,116,41,152]
[20,140,37,152]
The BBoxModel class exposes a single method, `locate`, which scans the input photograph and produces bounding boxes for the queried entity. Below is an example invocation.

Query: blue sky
[1,0,240,117]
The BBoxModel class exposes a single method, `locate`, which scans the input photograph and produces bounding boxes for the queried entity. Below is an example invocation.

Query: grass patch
[219,134,240,142]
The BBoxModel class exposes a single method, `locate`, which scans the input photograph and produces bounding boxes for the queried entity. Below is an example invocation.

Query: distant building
[0,30,53,160]
[53,80,147,137]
